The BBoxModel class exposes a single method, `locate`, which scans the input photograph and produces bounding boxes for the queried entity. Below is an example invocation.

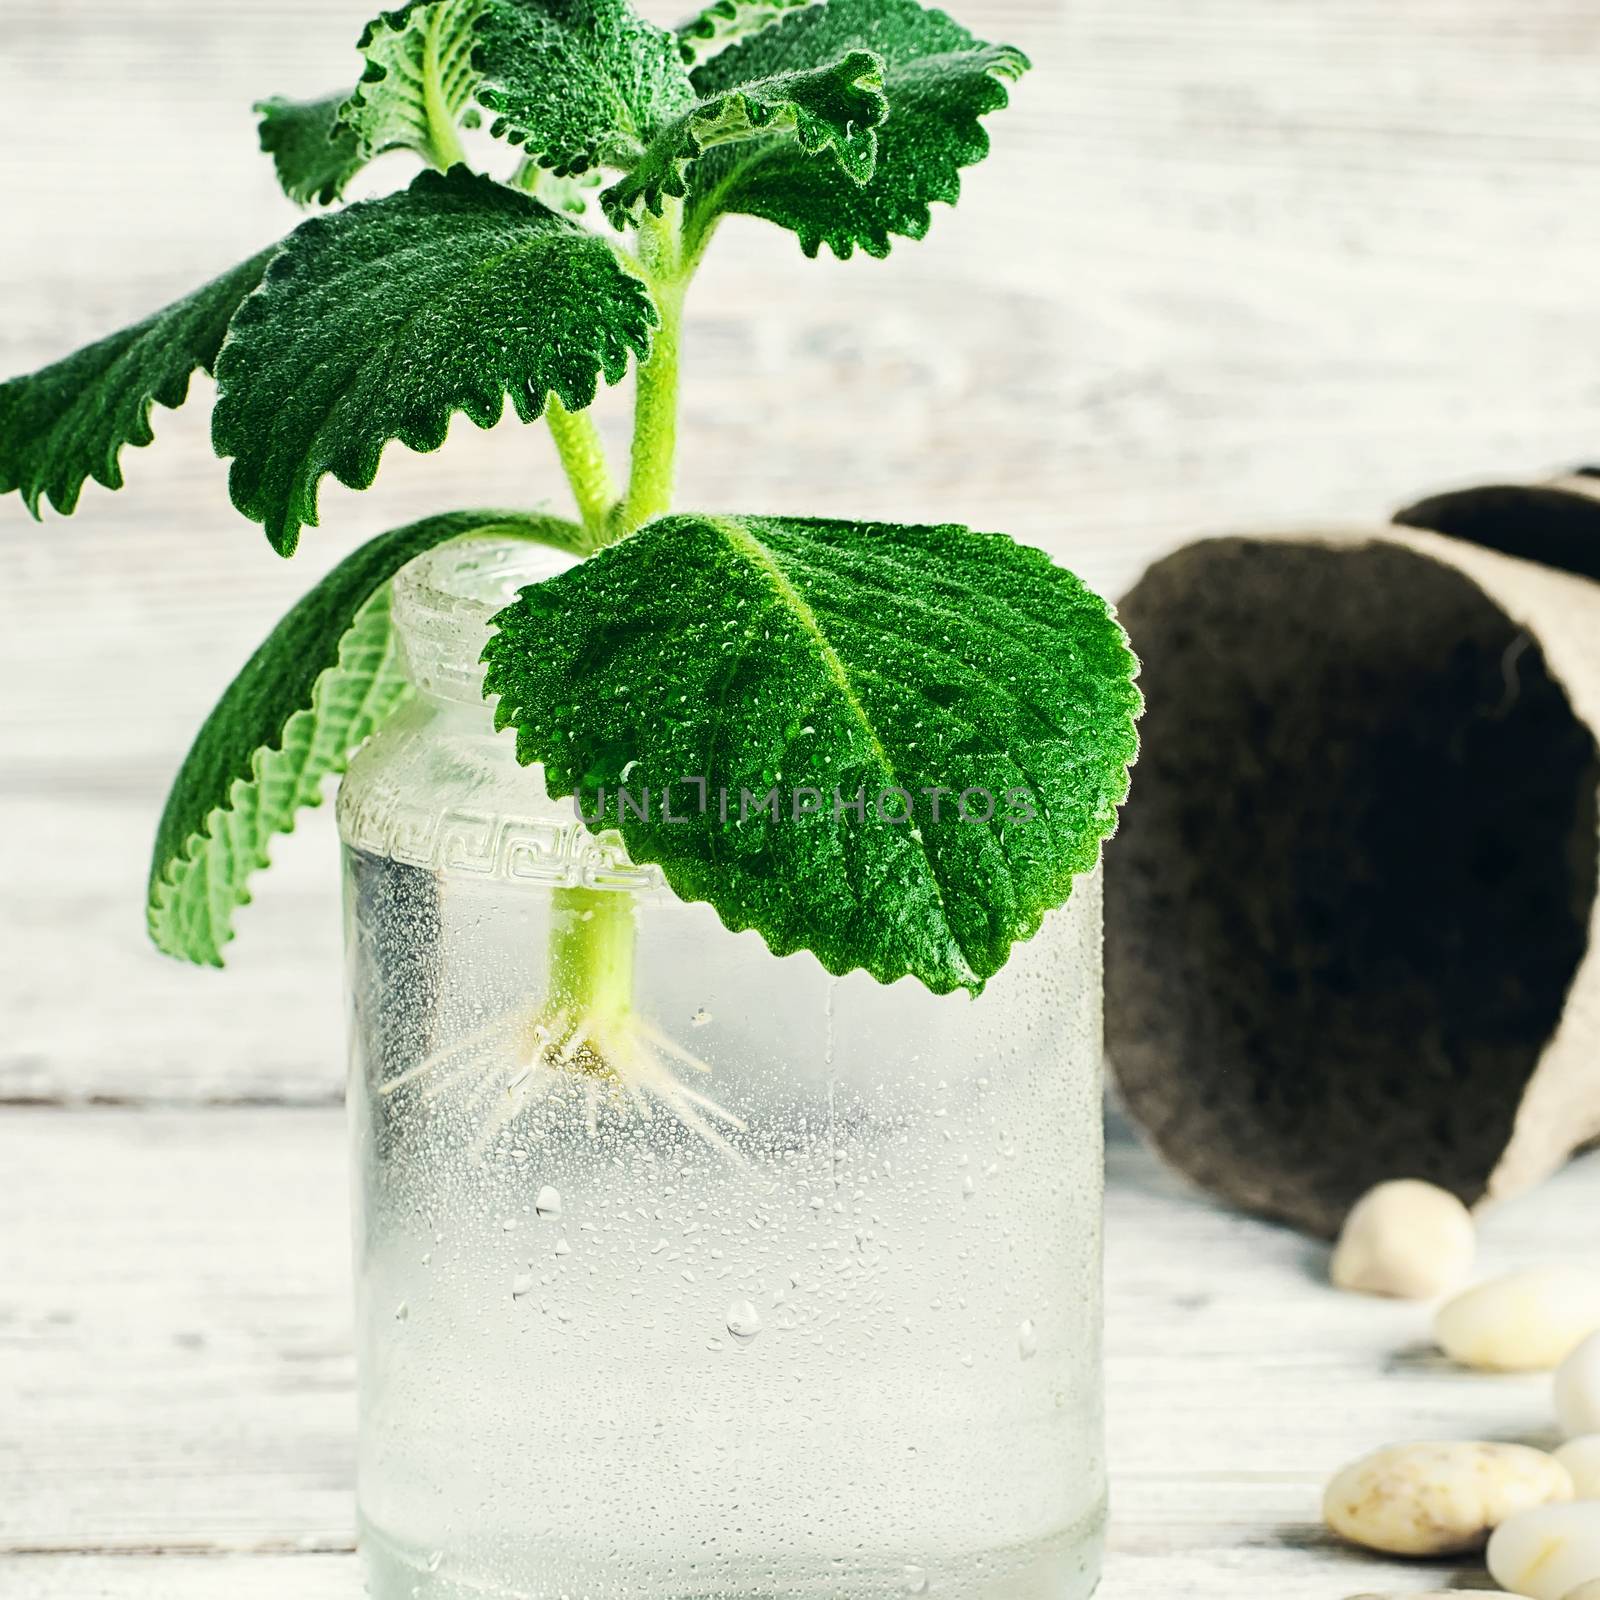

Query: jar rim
[392,535,578,703]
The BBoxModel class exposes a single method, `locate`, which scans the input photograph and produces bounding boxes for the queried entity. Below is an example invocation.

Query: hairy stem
[545,400,617,548]
[619,204,688,536]
[535,210,695,1084]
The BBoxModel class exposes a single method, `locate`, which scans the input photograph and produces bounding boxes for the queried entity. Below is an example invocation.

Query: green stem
[548,886,636,1040]
[537,210,697,1058]
[618,205,688,536]
[422,9,468,170]
[545,400,617,549]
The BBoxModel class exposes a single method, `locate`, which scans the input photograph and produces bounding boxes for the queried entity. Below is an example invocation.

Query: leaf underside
[212,166,659,555]
[150,511,583,965]
[256,93,366,206]
[343,0,486,163]
[684,0,1028,259]
[475,0,696,174]
[601,49,888,227]
[484,513,1140,994]
[0,248,278,518]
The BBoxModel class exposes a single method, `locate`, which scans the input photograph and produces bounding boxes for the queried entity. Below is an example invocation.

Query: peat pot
[1107,479,1600,1238]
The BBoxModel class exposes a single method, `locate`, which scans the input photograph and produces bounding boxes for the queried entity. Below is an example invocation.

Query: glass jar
[338,540,1107,1600]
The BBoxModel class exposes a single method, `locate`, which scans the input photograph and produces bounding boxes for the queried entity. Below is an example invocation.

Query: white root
[384,999,745,1160]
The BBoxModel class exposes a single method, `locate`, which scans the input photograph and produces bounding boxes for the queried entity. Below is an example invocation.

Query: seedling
[0,0,1139,1125]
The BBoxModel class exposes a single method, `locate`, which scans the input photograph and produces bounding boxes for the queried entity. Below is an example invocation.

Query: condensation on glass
[338,541,1106,1599]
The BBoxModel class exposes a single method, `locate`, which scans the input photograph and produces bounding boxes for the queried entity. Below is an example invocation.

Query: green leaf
[0,248,278,518]
[675,0,819,68]
[212,167,658,556]
[601,49,887,228]
[256,93,365,206]
[513,156,604,215]
[483,513,1140,994]
[684,0,1028,260]
[475,0,695,175]
[343,0,486,169]
[149,510,583,966]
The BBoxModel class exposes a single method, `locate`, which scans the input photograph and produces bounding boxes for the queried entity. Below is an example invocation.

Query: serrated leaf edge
[675,0,821,67]
[687,28,1029,262]
[801,41,1029,261]
[601,50,888,228]
[211,174,660,555]
[342,0,487,166]
[254,94,363,209]
[7,362,212,520]
[147,590,406,967]
[472,0,697,178]
[0,246,281,520]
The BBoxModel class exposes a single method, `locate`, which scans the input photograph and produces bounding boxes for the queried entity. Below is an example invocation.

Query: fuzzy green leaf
[212,167,658,556]
[150,510,583,966]
[684,0,1028,259]
[256,93,365,206]
[0,248,278,518]
[343,0,486,169]
[475,0,695,175]
[483,513,1139,994]
[601,49,886,227]
[675,0,818,68]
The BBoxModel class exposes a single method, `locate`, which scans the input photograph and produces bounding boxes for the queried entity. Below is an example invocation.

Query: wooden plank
[0,797,345,1106]
[9,1556,358,1599]
[0,1111,354,1558]
[2,1106,1595,1594]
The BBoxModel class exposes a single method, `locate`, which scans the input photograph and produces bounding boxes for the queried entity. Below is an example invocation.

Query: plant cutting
[2,0,1139,1593]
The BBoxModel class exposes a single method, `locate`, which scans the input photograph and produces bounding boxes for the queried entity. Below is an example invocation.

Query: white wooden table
[5,1,1600,1595]
[5,1107,1597,1599]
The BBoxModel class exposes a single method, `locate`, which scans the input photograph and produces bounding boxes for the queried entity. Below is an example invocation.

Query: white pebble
[1554,1437,1600,1499]
[1345,1593,1511,1599]
[1566,1583,1600,1600]
[1557,1332,1600,1438]
[1323,1441,1573,1556]
[1330,1180,1476,1300]
[1435,1267,1600,1372]
[1488,1502,1600,1600]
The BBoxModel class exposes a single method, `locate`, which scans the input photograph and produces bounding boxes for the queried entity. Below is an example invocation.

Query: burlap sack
[1106,478,1600,1237]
